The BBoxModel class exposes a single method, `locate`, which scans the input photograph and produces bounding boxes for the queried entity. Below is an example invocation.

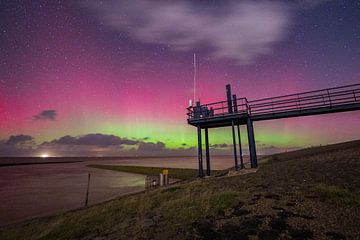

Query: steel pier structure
[187,83,360,177]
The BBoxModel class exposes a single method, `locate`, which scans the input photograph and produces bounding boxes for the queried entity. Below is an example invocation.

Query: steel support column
[197,125,204,177]
[246,118,258,168]
[231,120,239,171]
[237,125,245,169]
[205,128,211,176]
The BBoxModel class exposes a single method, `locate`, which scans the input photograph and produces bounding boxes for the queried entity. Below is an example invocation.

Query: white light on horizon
[41,153,49,158]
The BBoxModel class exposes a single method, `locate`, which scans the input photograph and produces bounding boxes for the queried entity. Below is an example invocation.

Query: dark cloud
[0,143,33,156]
[0,135,35,156]
[46,133,139,146]
[5,134,34,145]
[33,110,57,121]
[40,134,168,156]
[0,133,302,157]
[137,142,166,152]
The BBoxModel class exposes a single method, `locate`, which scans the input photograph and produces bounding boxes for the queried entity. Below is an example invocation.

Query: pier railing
[187,83,360,120]
[187,97,248,119]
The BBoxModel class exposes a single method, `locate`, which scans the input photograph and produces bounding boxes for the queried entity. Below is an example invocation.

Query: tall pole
[193,53,197,102]
[231,120,239,171]
[197,125,203,177]
[205,128,210,176]
[233,94,238,112]
[237,125,245,169]
[226,84,233,113]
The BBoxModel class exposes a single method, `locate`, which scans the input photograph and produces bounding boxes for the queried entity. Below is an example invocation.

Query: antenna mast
[193,53,197,102]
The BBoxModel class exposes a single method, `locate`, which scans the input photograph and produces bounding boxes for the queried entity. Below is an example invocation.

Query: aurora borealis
[1,0,359,157]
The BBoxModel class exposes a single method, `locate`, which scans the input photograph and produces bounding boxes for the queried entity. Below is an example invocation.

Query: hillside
[1,140,359,240]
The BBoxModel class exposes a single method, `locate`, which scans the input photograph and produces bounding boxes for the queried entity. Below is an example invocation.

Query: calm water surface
[0,156,244,226]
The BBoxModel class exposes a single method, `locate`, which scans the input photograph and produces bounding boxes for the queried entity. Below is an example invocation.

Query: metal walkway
[187,83,360,177]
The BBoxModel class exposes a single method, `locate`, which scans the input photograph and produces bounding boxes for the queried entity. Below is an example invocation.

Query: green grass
[0,182,243,240]
[88,164,228,180]
[263,139,360,164]
[314,183,359,205]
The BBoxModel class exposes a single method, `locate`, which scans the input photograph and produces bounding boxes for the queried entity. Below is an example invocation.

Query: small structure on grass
[145,169,170,189]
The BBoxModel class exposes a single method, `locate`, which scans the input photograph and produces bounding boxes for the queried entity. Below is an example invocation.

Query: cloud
[0,133,302,157]
[5,134,34,145]
[39,134,170,156]
[0,135,35,156]
[33,110,57,121]
[45,133,139,146]
[137,141,166,152]
[83,0,292,64]
[38,134,145,156]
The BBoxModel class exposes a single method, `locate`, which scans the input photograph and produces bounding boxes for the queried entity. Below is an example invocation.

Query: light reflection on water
[0,156,247,226]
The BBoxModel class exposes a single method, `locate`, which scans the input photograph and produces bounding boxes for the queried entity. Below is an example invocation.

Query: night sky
[1,0,359,157]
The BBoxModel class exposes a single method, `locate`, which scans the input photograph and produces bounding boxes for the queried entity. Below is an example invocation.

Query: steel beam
[233,94,238,112]
[205,128,211,176]
[226,84,233,113]
[246,118,258,168]
[231,120,239,171]
[197,126,204,177]
[237,125,245,169]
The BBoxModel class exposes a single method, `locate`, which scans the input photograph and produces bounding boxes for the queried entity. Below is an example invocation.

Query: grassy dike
[1,140,360,239]
[0,176,245,240]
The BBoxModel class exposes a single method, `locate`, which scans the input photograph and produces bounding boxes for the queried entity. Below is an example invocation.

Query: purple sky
[0,0,359,157]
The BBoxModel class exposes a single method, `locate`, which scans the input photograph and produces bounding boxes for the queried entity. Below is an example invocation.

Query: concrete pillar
[205,128,211,176]
[237,125,245,169]
[159,173,164,186]
[246,118,258,168]
[231,120,239,171]
[164,174,169,185]
[197,125,204,177]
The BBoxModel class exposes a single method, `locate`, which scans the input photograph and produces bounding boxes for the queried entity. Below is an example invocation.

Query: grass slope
[88,164,227,180]
[1,140,359,240]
